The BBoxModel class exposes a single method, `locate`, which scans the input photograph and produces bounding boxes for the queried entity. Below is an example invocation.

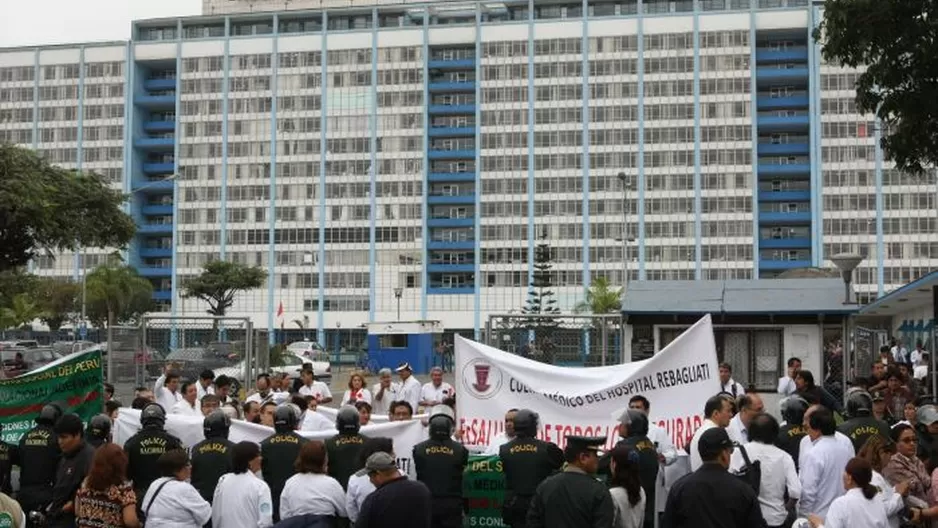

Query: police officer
[776,395,809,468]
[0,424,17,495]
[838,387,890,453]
[123,403,183,501]
[260,404,307,523]
[191,410,235,504]
[326,405,367,491]
[527,435,615,528]
[499,409,564,528]
[87,414,112,448]
[18,403,62,516]
[610,409,657,528]
[413,405,469,528]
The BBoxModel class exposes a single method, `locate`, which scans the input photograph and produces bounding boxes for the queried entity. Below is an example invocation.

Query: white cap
[395,362,412,372]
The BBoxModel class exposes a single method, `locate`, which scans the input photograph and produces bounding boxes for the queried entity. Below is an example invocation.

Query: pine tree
[520,241,560,361]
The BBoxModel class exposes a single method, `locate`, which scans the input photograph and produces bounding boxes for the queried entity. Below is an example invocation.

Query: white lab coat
[798,431,855,462]
[279,473,347,520]
[778,376,797,396]
[727,414,748,444]
[730,441,801,526]
[371,382,400,416]
[212,472,273,528]
[341,389,373,406]
[647,422,678,513]
[798,436,854,518]
[420,382,454,406]
[484,432,513,456]
[688,419,718,472]
[196,383,215,401]
[819,488,889,528]
[871,470,904,528]
[398,375,421,412]
[141,477,212,528]
[171,399,201,417]
[298,382,333,402]
[154,374,182,412]
[346,472,376,524]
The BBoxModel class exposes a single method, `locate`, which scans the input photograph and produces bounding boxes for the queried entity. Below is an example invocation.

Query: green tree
[814,0,938,173]
[85,260,152,335]
[0,269,39,313]
[35,278,80,332]
[521,241,561,361]
[182,260,266,317]
[574,276,622,314]
[0,293,46,331]
[0,144,136,272]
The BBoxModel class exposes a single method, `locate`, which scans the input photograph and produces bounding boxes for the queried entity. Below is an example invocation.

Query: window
[659,327,783,391]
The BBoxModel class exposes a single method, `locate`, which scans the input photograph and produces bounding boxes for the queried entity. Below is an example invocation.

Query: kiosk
[366,320,443,375]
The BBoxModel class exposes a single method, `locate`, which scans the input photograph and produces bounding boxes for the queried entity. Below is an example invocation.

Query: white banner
[456,314,720,451]
[113,409,428,479]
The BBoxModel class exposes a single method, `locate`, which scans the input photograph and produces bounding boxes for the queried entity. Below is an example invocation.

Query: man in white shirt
[891,338,909,364]
[371,368,400,417]
[484,409,518,455]
[798,406,854,518]
[799,405,855,461]
[297,367,333,403]
[396,363,421,413]
[214,375,236,406]
[197,370,216,401]
[718,363,747,397]
[911,340,926,366]
[690,394,734,472]
[245,373,289,405]
[419,367,454,408]
[212,441,274,528]
[154,366,182,412]
[301,398,334,432]
[172,381,202,417]
[730,413,801,528]
[728,393,764,444]
[777,357,801,397]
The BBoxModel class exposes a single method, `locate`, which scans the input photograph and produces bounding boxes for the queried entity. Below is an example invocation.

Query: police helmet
[428,405,456,439]
[336,405,361,434]
[140,403,167,429]
[274,405,299,433]
[89,414,112,440]
[616,408,649,437]
[779,395,809,426]
[513,409,539,437]
[203,410,231,439]
[845,387,874,418]
[37,403,64,426]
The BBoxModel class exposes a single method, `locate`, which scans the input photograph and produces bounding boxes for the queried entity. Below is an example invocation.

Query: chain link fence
[484,314,624,366]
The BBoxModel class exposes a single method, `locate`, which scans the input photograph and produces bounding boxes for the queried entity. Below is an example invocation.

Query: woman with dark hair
[345,437,394,524]
[857,436,908,528]
[212,441,274,528]
[807,458,889,528]
[883,424,930,505]
[279,441,347,521]
[140,449,211,528]
[74,444,139,528]
[342,372,373,405]
[608,445,645,528]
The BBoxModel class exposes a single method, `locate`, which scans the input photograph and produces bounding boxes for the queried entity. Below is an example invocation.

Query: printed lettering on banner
[456,315,720,451]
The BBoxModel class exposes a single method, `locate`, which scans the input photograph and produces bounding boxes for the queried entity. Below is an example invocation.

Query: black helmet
[845,388,874,418]
[203,410,231,439]
[513,409,539,437]
[274,405,299,433]
[140,403,166,429]
[89,414,112,441]
[780,395,809,426]
[616,408,649,437]
[336,406,361,434]
[428,405,456,439]
[37,403,63,426]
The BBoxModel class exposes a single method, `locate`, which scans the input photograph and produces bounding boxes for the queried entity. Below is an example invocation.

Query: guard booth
[366,320,443,375]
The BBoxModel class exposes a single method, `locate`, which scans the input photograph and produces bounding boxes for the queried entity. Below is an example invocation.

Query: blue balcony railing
[141,204,174,216]
[428,172,476,182]
[134,137,175,150]
[426,286,475,295]
[428,81,476,93]
[756,95,809,110]
[428,217,475,228]
[138,223,174,235]
[755,48,809,63]
[152,289,173,301]
[137,266,172,278]
[759,237,811,249]
[428,149,475,160]
[132,180,175,192]
[428,59,476,69]
[427,263,475,273]
[756,67,809,83]
[140,247,173,258]
[757,142,809,156]
[428,127,475,137]
[428,104,475,115]
[759,211,812,224]
[759,259,813,271]
[135,94,176,108]
[143,162,174,174]
[143,79,177,91]
[143,120,176,133]
[427,240,474,250]
[758,163,811,177]
[757,115,810,130]
[757,190,811,202]
[428,194,475,205]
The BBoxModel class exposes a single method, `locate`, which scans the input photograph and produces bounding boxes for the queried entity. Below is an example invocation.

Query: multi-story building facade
[1,0,935,346]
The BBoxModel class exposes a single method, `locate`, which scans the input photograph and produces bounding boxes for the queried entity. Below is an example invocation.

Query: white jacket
[141,477,212,528]
[212,472,274,528]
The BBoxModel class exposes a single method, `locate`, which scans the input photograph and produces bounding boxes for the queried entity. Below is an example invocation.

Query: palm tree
[574,276,623,314]
[85,260,153,379]
[0,294,46,332]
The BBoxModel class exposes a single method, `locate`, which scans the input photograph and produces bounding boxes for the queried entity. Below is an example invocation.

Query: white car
[287,340,324,356]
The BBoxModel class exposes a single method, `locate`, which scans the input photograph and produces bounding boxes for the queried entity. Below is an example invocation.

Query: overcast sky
[0,0,202,48]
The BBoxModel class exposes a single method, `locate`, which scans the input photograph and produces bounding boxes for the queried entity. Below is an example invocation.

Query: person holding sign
[342,373,373,406]
[419,368,454,409]
[526,435,615,528]
[499,409,564,528]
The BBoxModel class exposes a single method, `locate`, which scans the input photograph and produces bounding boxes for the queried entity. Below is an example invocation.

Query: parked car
[164,346,239,383]
[286,340,325,357]
[52,340,96,356]
[213,353,310,394]
[0,340,39,350]
[0,347,62,378]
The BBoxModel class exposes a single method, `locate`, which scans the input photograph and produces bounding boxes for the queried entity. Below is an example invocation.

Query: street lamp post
[617,172,630,288]
[393,287,403,321]
[831,253,864,304]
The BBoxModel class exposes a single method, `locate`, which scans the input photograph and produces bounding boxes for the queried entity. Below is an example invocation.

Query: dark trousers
[502,495,532,528]
[431,497,462,528]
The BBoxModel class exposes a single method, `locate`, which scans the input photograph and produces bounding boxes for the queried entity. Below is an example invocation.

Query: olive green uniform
[413,437,469,528]
[499,437,564,528]
[260,431,308,522]
[837,416,890,454]
[123,428,183,500]
[190,437,235,503]
[527,467,615,528]
[326,432,367,491]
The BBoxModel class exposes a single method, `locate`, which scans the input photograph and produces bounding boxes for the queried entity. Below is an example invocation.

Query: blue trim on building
[692,10,701,280]
[420,9,429,319]
[527,0,535,296]
[317,15,328,346]
[580,0,590,292]
[874,120,884,297]
[749,6,759,278]
[473,5,483,339]
[808,4,824,265]
[368,11,378,323]
[219,17,231,258]
[267,17,280,346]
[73,46,86,283]
[636,2,645,280]
[170,25,183,336]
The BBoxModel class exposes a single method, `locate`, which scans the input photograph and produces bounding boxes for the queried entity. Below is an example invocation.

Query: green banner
[0,349,103,444]
[463,455,506,527]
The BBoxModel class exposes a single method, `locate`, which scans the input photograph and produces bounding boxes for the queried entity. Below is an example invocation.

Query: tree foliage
[0,269,39,313]
[85,261,153,328]
[521,242,561,359]
[183,260,266,317]
[574,276,622,315]
[814,0,938,173]
[35,278,80,332]
[0,294,45,330]
[0,143,136,272]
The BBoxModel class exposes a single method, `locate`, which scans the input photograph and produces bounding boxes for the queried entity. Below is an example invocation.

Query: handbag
[140,479,171,527]
[734,444,762,494]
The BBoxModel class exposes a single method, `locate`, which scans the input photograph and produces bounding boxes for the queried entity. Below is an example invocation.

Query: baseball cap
[365,452,397,474]
[697,427,734,459]
[918,405,938,426]
[395,362,412,372]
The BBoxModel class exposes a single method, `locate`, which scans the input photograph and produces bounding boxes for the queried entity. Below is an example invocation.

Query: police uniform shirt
[837,416,891,454]
[620,436,659,527]
[16,424,60,508]
[190,437,235,503]
[124,428,183,494]
[526,466,615,528]
[413,437,469,498]
[776,424,808,469]
[0,440,17,495]
[499,437,565,498]
[260,431,308,517]
[326,432,367,490]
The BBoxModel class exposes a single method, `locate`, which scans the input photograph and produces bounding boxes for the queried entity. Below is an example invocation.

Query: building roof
[858,270,938,317]
[622,279,857,316]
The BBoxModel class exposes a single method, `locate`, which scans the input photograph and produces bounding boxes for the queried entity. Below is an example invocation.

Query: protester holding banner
[499,409,564,528]
[419,368,454,409]
[483,409,517,455]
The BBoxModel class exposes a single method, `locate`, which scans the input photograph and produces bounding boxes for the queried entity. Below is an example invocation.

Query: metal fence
[484,314,624,366]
